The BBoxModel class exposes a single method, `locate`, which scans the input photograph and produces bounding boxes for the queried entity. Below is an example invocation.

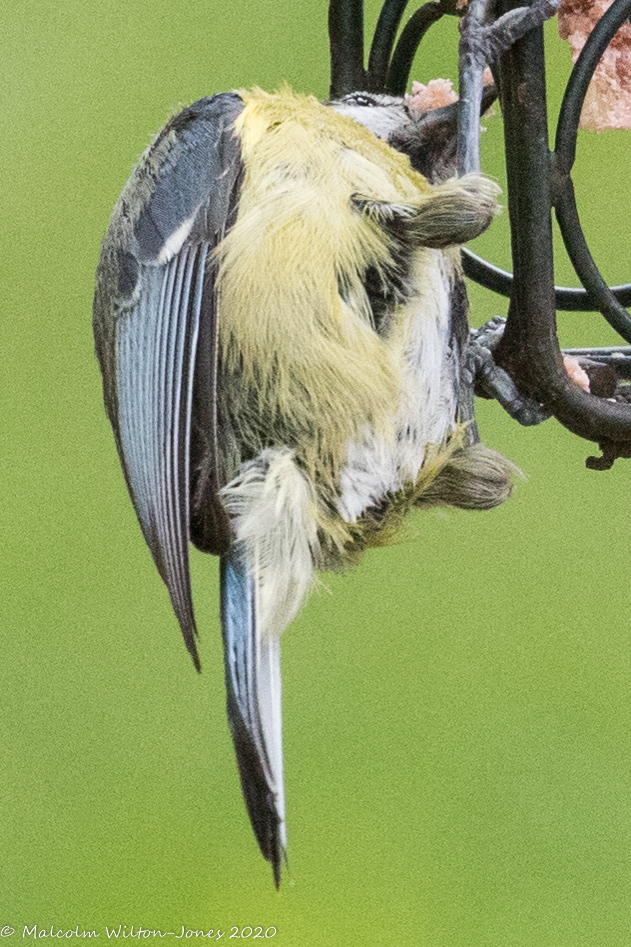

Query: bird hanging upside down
[93,85,515,886]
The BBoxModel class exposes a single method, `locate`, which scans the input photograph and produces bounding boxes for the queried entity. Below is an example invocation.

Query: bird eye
[348,94,376,107]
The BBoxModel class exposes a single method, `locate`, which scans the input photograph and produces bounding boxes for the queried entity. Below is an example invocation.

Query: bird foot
[484,0,561,63]
[469,319,551,426]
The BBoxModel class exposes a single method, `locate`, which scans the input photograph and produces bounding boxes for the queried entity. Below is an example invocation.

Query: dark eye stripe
[347,94,376,107]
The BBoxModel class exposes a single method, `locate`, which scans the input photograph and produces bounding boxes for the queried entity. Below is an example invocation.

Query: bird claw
[470,320,551,426]
[470,315,506,351]
[461,0,561,71]
[483,0,561,63]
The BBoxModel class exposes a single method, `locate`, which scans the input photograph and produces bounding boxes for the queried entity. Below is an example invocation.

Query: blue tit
[93,86,515,886]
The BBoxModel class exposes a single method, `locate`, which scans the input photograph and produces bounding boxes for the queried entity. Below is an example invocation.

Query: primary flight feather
[94,86,514,886]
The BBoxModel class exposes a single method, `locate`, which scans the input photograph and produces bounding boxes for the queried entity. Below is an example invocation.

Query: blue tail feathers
[220,548,287,887]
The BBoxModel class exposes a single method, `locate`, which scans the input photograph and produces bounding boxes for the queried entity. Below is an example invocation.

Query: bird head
[330,84,497,183]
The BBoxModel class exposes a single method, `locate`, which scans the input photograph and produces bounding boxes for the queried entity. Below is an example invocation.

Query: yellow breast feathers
[216,87,498,496]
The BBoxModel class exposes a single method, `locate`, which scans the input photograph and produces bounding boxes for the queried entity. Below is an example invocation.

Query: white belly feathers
[337,248,459,523]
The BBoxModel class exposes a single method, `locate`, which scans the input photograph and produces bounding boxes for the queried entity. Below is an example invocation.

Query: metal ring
[367,0,412,91]
[329,0,366,98]
[552,0,631,341]
[554,179,631,340]
[462,248,631,311]
[385,0,453,95]
[555,0,631,169]
[465,0,631,331]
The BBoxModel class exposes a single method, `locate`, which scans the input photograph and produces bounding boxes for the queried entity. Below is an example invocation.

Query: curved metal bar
[385,0,450,95]
[564,346,631,355]
[462,248,631,311]
[550,0,631,341]
[367,0,411,92]
[555,0,631,170]
[563,346,631,380]
[329,0,366,97]
[555,179,631,341]
[494,13,631,447]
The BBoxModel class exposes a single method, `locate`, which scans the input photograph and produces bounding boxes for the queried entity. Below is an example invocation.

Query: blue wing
[93,93,244,669]
[94,93,288,884]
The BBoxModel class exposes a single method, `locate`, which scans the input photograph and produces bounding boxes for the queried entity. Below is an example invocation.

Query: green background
[2,1,631,943]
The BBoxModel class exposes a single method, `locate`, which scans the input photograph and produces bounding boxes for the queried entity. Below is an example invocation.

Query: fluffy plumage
[94,85,515,886]
[221,448,320,639]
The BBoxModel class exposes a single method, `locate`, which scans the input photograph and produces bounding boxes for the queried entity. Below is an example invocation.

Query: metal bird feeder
[329,0,631,469]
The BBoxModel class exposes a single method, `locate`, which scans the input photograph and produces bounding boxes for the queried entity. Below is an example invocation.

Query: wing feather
[94,94,244,667]
[114,247,203,665]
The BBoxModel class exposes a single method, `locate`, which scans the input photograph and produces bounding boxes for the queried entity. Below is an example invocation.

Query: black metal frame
[329,0,631,467]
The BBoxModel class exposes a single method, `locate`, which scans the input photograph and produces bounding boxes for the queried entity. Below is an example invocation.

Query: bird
[93,84,515,887]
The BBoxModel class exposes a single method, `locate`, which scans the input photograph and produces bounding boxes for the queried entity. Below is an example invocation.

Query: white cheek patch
[156,207,199,265]
[331,103,406,140]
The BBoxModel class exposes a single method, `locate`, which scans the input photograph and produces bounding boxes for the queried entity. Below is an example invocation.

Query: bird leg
[457,0,561,173]
[485,0,561,61]
[470,317,552,425]
[471,318,631,425]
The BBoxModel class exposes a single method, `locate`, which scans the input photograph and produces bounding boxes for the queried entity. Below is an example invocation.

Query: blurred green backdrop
[2,1,631,944]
